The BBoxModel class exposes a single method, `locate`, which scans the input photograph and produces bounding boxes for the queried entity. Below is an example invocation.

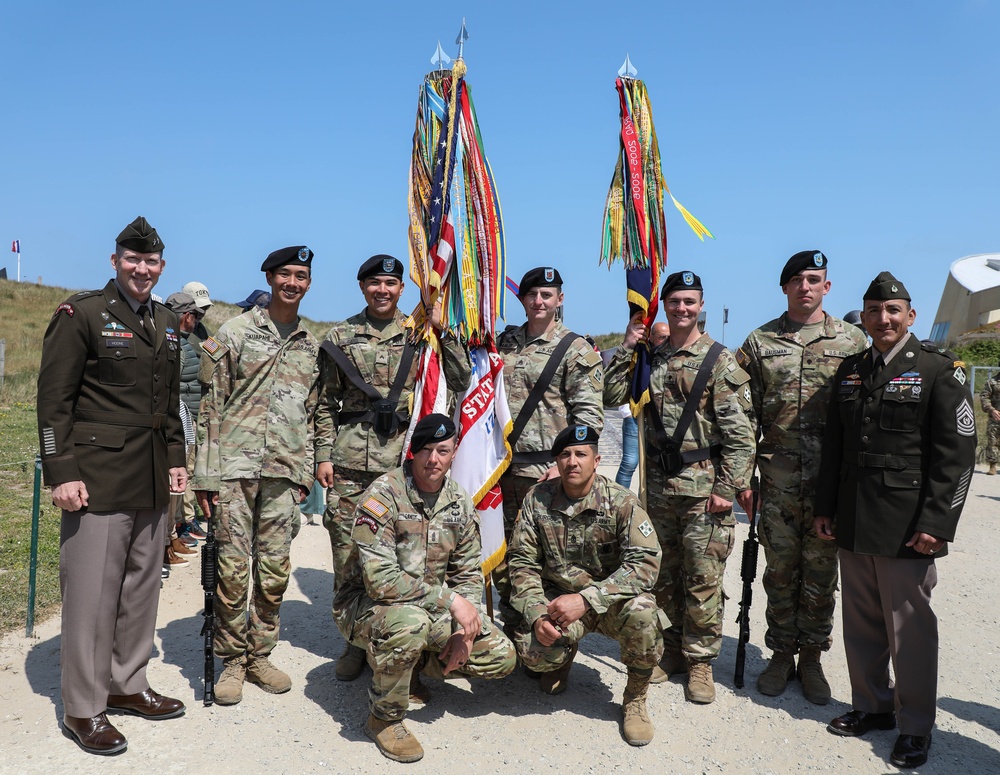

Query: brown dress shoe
[62,713,127,755]
[106,688,186,719]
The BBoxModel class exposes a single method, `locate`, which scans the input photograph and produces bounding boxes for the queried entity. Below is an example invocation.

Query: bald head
[650,322,669,347]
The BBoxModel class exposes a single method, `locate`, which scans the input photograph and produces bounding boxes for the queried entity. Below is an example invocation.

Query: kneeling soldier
[333,414,515,763]
[508,425,666,746]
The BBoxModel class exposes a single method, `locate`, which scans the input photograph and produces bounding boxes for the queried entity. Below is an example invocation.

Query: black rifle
[733,491,760,689]
[200,502,217,706]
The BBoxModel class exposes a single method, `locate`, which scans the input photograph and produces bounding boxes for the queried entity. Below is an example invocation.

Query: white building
[930,253,1000,344]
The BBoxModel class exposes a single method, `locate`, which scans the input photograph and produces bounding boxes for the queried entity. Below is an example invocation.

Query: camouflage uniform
[494,322,605,624]
[738,313,867,654]
[315,310,471,590]
[507,474,666,672]
[193,305,320,659]
[605,334,755,661]
[979,376,1000,463]
[333,465,515,721]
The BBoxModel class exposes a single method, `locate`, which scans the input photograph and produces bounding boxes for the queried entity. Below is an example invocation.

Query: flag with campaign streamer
[600,64,713,414]
[404,24,511,573]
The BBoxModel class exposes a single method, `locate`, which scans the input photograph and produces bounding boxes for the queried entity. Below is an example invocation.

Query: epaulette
[919,340,956,359]
[72,289,102,300]
[497,325,519,343]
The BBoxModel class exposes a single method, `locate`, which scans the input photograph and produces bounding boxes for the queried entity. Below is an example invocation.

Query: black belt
[511,450,553,466]
[75,409,168,429]
[855,452,921,470]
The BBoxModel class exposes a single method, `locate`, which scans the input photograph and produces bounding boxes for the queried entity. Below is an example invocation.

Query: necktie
[138,304,153,333]
[872,355,884,378]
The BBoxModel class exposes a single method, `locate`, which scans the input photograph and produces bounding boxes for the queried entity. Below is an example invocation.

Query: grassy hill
[0,279,338,634]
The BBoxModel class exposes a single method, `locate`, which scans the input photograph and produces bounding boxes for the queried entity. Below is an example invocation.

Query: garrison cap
[357,254,404,281]
[261,246,313,272]
[863,271,911,302]
[551,424,600,456]
[518,266,562,296]
[237,289,271,309]
[409,413,457,453]
[182,281,212,309]
[660,270,702,299]
[164,292,198,315]
[116,216,164,253]
[780,249,827,286]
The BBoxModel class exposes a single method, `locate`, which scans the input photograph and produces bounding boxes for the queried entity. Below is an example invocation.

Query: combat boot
[246,655,291,694]
[685,661,715,704]
[335,642,366,682]
[622,669,655,746]
[797,647,832,705]
[990,463,997,475]
[540,645,578,695]
[214,656,246,706]
[757,652,796,697]
[649,645,687,684]
[365,714,424,763]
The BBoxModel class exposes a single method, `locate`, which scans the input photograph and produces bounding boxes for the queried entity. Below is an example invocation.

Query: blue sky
[2,1,998,345]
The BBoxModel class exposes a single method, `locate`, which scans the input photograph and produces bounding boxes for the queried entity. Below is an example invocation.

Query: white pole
[17,250,21,282]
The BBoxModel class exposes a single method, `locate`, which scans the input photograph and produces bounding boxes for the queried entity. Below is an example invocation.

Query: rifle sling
[507,332,583,451]
[321,339,416,428]
[645,341,726,470]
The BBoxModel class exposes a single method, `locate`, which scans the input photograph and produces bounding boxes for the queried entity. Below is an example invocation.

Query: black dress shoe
[106,688,186,719]
[62,713,127,755]
[890,734,931,768]
[827,709,896,737]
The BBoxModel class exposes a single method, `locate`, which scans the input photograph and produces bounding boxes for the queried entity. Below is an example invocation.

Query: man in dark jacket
[37,216,188,755]
[814,271,976,769]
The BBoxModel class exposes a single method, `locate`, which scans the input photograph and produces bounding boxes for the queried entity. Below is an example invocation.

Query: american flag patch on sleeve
[202,336,221,355]
[362,497,389,518]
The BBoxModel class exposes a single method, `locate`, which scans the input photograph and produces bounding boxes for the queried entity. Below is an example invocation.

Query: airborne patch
[637,519,654,538]
[362,497,389,518]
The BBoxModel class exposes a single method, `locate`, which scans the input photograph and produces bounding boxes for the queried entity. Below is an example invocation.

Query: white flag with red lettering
[450,344,511,574]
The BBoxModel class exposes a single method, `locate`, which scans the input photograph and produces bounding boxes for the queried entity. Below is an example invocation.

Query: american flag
[11,240,19,253]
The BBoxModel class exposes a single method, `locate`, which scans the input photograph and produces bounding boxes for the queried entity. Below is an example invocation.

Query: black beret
[660,270,702,299]
[357,254,404,281]
[410,413,457,453]
[843,309,864,329]
[261,246,313,272]
[780,250,827,286]
[551,424,600,457]
[116,216,164,253]
[863,271,910,302]
[518,267,562,295]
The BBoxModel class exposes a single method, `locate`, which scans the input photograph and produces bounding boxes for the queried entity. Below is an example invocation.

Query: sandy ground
[2,449,999,774]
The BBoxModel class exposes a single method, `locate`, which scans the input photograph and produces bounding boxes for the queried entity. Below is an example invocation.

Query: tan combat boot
[622,669,655,746]
[685,661,716,704]
[214,656,247,706]
[540,645,578,695]
[365,714,424,763]
[650,644,688,684]
[335,642,366,682]
[757,652,796,696]
[246,655,292,694]
[990,463,997,475]
[797,647,832,705]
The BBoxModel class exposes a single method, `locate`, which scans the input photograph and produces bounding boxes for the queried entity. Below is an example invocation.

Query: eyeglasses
[190,311,205,321]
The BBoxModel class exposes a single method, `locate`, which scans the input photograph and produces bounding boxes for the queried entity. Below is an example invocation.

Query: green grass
[0,401,59,635]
